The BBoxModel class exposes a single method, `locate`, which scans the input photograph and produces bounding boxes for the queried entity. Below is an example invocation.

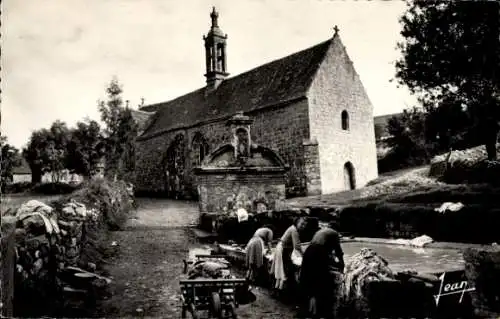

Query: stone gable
[307,34,378,194]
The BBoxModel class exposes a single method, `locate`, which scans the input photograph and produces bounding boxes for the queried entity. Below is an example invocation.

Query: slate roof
[139,38,335,139]
[130,109,154,133]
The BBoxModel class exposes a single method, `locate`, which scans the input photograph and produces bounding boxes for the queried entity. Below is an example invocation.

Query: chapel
[133,7,378,198]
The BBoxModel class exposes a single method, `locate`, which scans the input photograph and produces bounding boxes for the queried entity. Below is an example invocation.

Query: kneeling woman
[299,227,345,319]
[245,227,273,285]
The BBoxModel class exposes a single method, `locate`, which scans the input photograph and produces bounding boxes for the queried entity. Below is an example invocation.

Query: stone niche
[194,112,289,214]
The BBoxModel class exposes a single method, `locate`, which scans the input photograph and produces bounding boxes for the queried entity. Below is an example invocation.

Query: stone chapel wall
[307,37,378,194]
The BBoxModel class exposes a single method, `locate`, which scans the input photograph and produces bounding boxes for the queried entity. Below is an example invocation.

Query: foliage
[98,77,138,181]
[395,0,500,159]
[380,108,433,170]
[374,123,385,141]
[23,120,71,183]
[338,185,500,244]
[3,182,32,194]
[441,159,500,185]
[1,135,22,186]
[31,182,81,195]
[55,178,134,231]
[66,119,106,178]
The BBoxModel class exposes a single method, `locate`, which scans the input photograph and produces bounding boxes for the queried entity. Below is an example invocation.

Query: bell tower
[203,7,229,92]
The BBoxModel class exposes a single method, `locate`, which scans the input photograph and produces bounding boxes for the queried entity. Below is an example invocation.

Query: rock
[87,262,97,272]
[463,248,500,317]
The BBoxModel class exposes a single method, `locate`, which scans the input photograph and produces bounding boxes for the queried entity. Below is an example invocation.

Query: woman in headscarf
[245,226,273,285]
[299,226,345,319]
[271,216,305,293]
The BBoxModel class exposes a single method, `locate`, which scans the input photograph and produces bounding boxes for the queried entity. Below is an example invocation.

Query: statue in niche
[235,127,249,161]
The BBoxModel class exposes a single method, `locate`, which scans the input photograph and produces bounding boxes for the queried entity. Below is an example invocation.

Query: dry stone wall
[1,217,16,318]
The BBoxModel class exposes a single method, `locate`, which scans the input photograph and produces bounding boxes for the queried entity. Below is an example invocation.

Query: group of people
[244,216,345,318]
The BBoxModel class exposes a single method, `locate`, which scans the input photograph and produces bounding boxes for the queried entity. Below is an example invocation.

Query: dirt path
[94,198,295,318]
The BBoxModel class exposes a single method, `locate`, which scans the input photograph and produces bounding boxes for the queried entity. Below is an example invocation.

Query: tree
[46,120,71,182]
[67,119,106,178]
[396,0,500,159]
[374,123,385,141]
[98,77,138,180]
[1,135,22,186]
[385,107,433,168]
[23,120,70,183]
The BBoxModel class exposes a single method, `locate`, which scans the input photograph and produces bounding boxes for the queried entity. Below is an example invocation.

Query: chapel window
[341,110,349,131]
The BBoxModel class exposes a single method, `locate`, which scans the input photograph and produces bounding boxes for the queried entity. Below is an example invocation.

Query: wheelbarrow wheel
[188,303,199,319]
[210,292,222,318]
[227,301,237,319]
[309,296,318,318]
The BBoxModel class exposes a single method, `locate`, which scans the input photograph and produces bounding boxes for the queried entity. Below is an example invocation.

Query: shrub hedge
[441,160,500,185]
[32,182,82,195]
[50,178,134,267]
[338,202,500,244]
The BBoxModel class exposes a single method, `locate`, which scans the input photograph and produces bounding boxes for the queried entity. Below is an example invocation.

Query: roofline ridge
[140,38,333,112]
[224,38,333,81]
[304,38,335,94]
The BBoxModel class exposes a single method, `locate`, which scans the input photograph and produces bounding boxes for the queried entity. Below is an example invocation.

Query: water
[341,242,465,274]
[189,242,465,275]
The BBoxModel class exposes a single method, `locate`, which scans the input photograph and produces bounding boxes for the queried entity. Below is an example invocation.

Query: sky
[2,0,418,149]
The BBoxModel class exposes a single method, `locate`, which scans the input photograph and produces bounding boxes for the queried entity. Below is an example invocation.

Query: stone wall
[1,217,16,318]
[197,173,286,213]
[464,248,500,318]
[308,36,378,194]
[303,139,321,196]
[135,99,310,197]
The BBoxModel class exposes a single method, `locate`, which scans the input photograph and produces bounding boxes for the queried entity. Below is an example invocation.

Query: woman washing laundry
[244,226,274,285]
[299,223,345,319]
[270,216,306,297]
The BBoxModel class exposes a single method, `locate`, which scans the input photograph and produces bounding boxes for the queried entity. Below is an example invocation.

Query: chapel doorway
[164,134,186,199]
[343,161,356,190]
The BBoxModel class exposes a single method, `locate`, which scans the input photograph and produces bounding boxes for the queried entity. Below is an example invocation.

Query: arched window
[192,133,210,167]
[341,110,349,131]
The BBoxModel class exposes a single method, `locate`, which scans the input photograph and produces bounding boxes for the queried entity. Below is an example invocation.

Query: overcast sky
[2,0,418,149]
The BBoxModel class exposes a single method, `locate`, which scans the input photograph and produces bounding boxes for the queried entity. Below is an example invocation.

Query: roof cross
[333,25,339,36]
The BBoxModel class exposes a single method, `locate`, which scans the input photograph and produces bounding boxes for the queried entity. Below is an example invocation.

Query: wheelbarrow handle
[183,259,188,274]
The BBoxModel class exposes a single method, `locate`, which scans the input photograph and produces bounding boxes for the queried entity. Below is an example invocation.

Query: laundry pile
[187,258,233,279]
[343,248,396,308]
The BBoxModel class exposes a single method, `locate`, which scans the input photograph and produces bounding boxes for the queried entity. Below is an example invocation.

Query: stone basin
[218,240,465,275]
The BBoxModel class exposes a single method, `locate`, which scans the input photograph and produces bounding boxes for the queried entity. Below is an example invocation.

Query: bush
[3,182,33,194]
[54,178,133,231]
[31,182,81,195]
[441,160,500,185]
[337,201,500,244]
[50,178,134,269]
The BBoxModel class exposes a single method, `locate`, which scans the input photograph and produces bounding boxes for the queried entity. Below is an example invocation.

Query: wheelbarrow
[180,254,247,318]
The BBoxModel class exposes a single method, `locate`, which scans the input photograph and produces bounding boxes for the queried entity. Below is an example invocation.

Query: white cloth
[435,202,464,214]
[236,208,249,222]
[291,249,303,266]
[270,241,286,289]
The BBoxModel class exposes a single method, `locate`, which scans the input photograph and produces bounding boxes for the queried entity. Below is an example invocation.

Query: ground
[285,165,438,207]
[92,198,296,318]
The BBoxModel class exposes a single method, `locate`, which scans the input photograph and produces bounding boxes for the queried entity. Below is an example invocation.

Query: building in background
[134,7,378,198]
